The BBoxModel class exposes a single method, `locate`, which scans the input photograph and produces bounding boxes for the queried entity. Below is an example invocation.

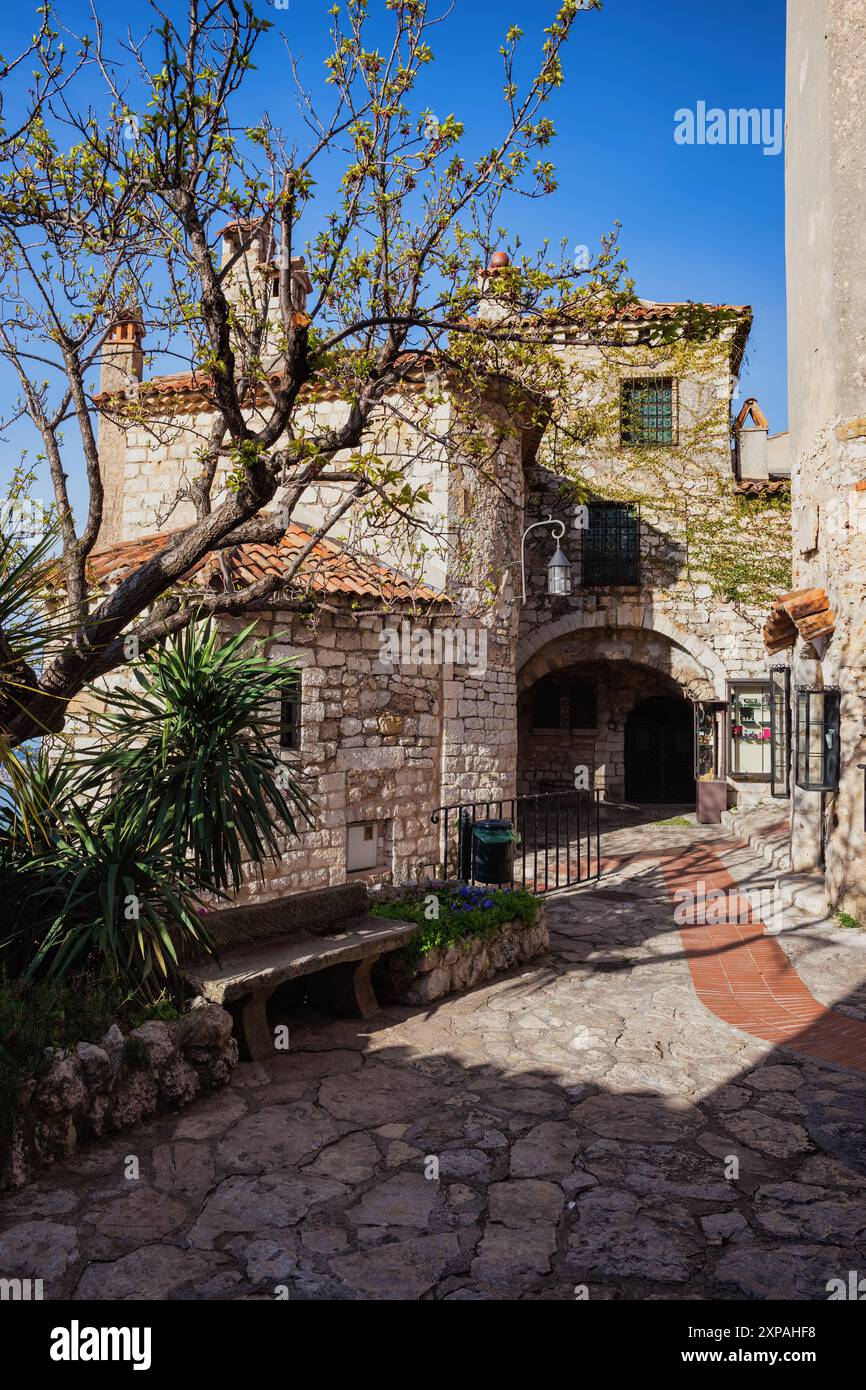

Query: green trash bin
[472,818,515,885]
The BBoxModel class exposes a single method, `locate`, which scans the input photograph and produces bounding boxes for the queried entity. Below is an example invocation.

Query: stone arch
[517,601,726,698]
[518,627,716,702]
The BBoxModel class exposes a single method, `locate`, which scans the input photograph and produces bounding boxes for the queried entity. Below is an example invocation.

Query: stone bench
[183,882,416,1060]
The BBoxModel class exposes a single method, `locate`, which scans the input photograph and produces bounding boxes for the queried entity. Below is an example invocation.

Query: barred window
[582,502,640,586]
[621,377,677,446]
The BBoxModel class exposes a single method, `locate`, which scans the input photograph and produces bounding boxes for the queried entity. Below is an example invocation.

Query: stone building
[768,0,866,920]
[90,231,790,898]
[517,307,790,807]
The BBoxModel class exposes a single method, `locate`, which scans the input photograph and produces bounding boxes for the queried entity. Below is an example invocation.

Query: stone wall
[438,402,526,807]
[223,604,446,900]
[2,1004,237,1191]
[100,391,456,593]
[375,911,549,1006]
[521,461,779,690]
[786,0,866,917]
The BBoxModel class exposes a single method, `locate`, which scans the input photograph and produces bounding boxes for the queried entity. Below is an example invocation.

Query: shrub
[1,620,313,999]
[834,909,863,932]
[84,620,312,895]
[372,883,540,962]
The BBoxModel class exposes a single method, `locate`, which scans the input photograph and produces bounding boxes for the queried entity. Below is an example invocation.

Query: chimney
[100,308,145,397]
[476,250,513,323]
[734,397,769,481]
[288,256,313,319]
[220,219,313,339]
[219,217,272,272]
[97,308,145,550]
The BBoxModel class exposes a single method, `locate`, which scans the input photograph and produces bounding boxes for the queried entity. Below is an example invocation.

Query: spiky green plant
[84,619,312,895]
[22,798,211,996]
[1,620,312,998]
[0,522,70,831]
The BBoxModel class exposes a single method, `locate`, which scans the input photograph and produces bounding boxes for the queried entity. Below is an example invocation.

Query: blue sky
[0,0,787,517]
[255,0,788,428]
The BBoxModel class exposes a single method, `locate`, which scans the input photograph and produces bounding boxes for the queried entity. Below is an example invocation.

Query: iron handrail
[431,789,602,894]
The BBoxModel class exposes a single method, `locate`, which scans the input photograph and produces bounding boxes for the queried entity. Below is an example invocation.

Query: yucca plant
[0,751,202,996]
[1,615,313,997]
[21,797,211,1000]
[0,521,72,832]
[84,619,312,896]
[0,749,75,972]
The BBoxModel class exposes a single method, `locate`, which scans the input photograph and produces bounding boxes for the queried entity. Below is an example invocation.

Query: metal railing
[431,790,602,895]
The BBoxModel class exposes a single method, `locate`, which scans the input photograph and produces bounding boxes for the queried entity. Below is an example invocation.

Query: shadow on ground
[1,824,866,1301]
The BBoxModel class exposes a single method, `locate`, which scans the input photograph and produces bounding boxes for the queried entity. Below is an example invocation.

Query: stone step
[776,870,830,917]
[721,805,792,873]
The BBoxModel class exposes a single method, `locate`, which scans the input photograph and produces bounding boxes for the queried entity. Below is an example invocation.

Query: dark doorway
[625,696,694,803]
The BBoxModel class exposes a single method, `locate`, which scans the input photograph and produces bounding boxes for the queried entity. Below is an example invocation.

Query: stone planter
[0,1001,238,1191]
[375,909,548,1006]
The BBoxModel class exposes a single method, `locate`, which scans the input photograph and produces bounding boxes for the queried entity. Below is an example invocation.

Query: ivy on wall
[538,329,792,611]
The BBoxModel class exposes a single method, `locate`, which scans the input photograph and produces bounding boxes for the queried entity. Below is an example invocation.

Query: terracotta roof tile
[734,479,790,496]
[764,587,836,651]
[85,522,446,607]
[608,300,750,323]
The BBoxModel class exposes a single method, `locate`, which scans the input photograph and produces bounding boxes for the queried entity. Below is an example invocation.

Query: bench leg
[307,954,381,1018]
[229,989,276,1061]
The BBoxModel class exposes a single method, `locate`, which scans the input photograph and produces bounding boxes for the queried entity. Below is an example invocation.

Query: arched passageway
[517,625,709,805]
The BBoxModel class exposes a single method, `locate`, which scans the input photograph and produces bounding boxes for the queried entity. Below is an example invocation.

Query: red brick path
[655,840,866,1074]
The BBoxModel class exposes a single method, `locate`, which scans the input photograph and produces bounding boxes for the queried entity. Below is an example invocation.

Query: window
[582,502,640,586]
[728,681,771,779]
[795,686,841,792]
[621,377,677,446]
[769,666,791,798]
[530,673,597,730]
[280,675,302,750]
[532,678,561,729]
[568,678,597,729]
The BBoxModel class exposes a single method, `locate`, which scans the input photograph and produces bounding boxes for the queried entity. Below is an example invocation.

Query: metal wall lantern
[520,515,572,601]
[795,684,841,792]
[547,541,573,597]
[769,665,791,798]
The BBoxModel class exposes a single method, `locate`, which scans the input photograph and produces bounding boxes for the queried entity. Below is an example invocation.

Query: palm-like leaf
[84,619,313,895]
[20,798,211,999]
[0,522,80,832]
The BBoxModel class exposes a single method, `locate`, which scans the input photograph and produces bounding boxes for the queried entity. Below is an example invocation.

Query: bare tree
[0,0,649,745]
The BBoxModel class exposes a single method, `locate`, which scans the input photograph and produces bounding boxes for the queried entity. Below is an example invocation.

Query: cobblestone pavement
[4,823,866,1301]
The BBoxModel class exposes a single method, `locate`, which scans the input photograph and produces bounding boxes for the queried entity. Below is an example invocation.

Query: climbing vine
[539,323,792,610]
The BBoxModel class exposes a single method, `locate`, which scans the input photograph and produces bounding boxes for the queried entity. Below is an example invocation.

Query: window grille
[581,502,640,586]
[620,377,677,446]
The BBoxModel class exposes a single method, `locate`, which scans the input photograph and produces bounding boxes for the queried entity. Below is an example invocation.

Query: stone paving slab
[3,823,866,1301]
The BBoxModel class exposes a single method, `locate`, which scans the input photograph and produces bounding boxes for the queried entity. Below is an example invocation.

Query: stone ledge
[375,911,548,1006]
[720,804,792,872]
